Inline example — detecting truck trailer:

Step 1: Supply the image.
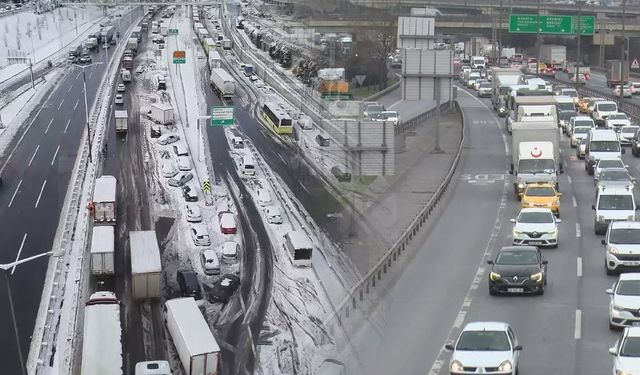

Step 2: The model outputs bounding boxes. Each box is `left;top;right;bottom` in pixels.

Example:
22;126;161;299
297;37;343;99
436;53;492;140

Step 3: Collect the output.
150;103;175;125
166;298;221;375
90;226;115;276
93;175;117;224
210;68;236;100
130;231;162;299
491;68;522;115
115;110;128;134
539;45;566;69
80;292;122;375
606;59;630;87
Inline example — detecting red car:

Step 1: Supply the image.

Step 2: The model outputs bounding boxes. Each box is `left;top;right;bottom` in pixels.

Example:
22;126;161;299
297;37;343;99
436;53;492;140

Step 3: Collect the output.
218;211;237;234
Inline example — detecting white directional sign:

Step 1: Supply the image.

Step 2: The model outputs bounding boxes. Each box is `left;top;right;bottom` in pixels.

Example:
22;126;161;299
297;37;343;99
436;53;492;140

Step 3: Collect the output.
210;106;234;126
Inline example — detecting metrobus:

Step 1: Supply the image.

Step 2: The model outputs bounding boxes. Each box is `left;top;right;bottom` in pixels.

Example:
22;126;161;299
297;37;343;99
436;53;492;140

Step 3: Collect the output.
283;231;313;267
262;102;293;135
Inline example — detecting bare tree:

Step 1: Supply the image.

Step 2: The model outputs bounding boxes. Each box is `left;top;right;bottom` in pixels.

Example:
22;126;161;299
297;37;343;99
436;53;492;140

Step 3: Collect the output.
2;34;7;48
15;22;21;51
372;31;395;90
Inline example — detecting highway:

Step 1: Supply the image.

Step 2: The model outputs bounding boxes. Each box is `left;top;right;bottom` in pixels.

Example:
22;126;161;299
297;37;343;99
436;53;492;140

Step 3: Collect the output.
0;9;137;373
349;73;634;374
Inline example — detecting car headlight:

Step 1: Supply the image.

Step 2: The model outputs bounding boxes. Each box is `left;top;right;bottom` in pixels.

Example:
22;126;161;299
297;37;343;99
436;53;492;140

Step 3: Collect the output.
498;360;513;372
549;228;558;236
617;370;633;375
598;215;605;222
499;107;506;113
517;182;525;189
450;360;464;372
531;272;543;283
609;246;620;254
490;272;502;281
613;304;625;312
513;228;523;236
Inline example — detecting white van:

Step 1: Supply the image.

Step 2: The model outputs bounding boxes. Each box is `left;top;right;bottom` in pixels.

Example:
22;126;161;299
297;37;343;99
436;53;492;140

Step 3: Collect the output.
256;188;271;206
585;128;624;175
135;361;172;375
172;142;188;156
239;155;255;176
593;187;637;235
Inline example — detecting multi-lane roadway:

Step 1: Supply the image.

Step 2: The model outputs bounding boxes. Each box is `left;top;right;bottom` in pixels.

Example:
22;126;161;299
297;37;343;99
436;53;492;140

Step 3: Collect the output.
0;9;137;373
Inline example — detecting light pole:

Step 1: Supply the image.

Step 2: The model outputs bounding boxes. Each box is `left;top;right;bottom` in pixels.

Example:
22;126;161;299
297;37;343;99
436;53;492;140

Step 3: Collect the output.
73;62;103;163
1;251;53;375
620;0;626;104
576;0;583;91
536;0;541;76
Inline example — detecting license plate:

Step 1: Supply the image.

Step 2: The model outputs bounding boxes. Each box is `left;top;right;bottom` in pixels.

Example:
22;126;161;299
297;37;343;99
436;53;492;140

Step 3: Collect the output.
528;241;543;245
632;322;640;327
626;262;640;266
507;288;524;293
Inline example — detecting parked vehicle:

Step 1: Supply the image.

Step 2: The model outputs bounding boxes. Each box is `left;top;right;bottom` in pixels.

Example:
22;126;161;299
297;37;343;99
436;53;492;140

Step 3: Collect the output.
93;175;117;224
90;226;115;276
80;292;122;375
130;231;162;299
149;103;175;125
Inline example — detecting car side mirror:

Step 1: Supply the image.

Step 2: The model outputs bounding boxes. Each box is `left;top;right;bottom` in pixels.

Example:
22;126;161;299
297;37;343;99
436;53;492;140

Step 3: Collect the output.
510;218;516;223
602;239;608;245
594;178;599;182
606;288;614;295
556;219;562;223
609;347;617;355
514;345;523;351
636;204;640;210
558;192;563;196
487;260;495;265
592;205;596;210
445;343;454;351
542;260;548;265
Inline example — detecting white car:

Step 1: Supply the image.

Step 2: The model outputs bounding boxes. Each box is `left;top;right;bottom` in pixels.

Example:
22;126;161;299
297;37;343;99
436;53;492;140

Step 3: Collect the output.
256;188;272;206
571;126;591;148
606;113;632;130
221;241;239;262
445;321;522;375
594;159;627;179
265;206;282;224
185;203;202;223
609;327;640;374
593;101;620;126
168;172;193;187
603;221;640;275
161;161;178;178
620;126;640;146
607;273;640;329
511;208;560;248
190;224;211;246
117;84;126;92
177;156;192;171
157;134;180;145
200;249;220;275
114;94;124;104
614;84;633;98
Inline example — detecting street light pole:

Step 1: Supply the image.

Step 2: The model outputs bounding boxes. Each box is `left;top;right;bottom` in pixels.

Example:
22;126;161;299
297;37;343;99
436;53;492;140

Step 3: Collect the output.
576;1;582;91
620;0;626;104
73;62;103;163
0;251;53;375
536;0;541;76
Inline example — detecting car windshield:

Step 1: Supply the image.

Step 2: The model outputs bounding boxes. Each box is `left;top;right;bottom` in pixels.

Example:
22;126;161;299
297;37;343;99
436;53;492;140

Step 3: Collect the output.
598;195;634;210
600;170;630;181
518;211;554;223
496;250;538;265
525;186;555;197
557;103;575;111
617;280;640;296
623;128;639;135
563;91;578;98
598;160;625;169
621;337;640;357
480;83;491;88
609;228;640;244
609;114;628;120
517;159;556;174
574;127;590;134
590;141;620;152
598;103;618;112
574;120;592;127
456;331;511;351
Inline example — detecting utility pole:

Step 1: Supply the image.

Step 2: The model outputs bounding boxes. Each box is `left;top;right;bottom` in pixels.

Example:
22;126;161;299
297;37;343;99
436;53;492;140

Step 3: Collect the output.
74;62;103;163
620;0;626;104
536;0;541;76
576;1;582;91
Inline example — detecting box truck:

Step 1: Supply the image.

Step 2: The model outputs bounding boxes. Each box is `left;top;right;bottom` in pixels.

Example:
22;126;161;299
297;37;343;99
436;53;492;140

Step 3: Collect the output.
90;226;115;276
115;110;128;134
130;231;162;299
210;68;235;100
511;121;561;196
126;37;138;53
491;68;522;114
606;59;630;87
539;45;566;69
150;103;175;125
93;175;117;224
166;298;221;375
208;50;222;71
80;292;122;375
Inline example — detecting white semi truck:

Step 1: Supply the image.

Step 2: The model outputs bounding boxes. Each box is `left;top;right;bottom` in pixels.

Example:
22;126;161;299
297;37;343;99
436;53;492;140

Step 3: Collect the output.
90;226;115;276
93;175;117;224
210;68;236;100
130;231;162;299
80;292;122;375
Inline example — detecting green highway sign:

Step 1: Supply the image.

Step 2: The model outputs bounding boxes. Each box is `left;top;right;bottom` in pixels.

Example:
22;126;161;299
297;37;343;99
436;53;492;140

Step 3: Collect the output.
168;28;179;35
509;14;595;35
210;106;234;126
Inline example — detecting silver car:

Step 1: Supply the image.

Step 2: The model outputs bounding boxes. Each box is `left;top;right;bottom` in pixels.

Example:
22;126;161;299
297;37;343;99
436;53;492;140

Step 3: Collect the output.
595;168;635;194
445;321;522;375
609;327;640;374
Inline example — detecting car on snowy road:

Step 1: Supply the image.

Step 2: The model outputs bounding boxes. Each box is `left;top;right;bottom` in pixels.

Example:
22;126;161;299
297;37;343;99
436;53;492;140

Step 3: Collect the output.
200;250;220;275
265;206;282;224
117;83;126;92
209;274;240;303
177;270;202;300
168;172;193;187
190;224;211;246
114;94;124;104
157;133;180;145
185;203;202;223
161;161;178;178
218;211;237;234
222;241;239;262
182;184;198;202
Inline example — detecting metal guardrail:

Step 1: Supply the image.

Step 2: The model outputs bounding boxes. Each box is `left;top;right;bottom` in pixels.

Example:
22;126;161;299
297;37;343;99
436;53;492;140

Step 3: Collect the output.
363;81;401;102
321;100;465;335
27;12;140;373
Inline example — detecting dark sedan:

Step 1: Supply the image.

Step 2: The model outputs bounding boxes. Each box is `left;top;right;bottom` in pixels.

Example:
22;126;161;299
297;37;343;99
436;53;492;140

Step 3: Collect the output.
488;246;548;295
209;274;240;303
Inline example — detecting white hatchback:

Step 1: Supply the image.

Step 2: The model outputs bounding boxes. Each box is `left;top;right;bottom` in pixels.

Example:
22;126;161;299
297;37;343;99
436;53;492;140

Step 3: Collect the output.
607;273;640;329
185;203;202;223
161;161;178;178
190;224;210;246
177;156;192;171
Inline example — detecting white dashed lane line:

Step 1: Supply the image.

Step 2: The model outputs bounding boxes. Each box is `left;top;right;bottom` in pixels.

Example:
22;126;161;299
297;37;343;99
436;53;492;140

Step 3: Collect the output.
8;179;22;208
577;257;583;277
574;309;582;340
51;145;60;166
44;118;54;134
11;233;28;274
28;145;40;167
64;119;71;134
35;179;47;208
576;223;582;238
572;195;577;207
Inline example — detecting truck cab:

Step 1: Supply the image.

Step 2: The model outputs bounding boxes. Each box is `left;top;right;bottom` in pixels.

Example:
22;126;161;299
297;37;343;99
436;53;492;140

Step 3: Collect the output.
471;56;485;69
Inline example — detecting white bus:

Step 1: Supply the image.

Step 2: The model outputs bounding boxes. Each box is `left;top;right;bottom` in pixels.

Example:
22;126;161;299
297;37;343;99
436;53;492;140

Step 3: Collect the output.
283;231;313;267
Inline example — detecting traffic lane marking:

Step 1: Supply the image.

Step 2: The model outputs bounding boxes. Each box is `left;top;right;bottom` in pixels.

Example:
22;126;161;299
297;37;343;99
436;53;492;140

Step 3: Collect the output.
51;145;60;166
8;179;22;208
575;309;582;339
577;257;583;277
44;118;54;134
57;97;65;110
35;179;46;208
28;144;40;167
64;119;71;134
11;233;28;275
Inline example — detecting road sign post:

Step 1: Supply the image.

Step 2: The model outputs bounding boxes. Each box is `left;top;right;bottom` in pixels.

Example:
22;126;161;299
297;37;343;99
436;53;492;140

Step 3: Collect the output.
509;14;594;35
168;28;178;35
172;50;186;64
210;106;234;127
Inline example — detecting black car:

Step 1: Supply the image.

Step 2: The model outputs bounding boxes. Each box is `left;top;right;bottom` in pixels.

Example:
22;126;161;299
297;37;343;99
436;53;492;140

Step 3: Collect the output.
487;246;548;295
209;274;240;303
177;270;202;300
182;185;198;202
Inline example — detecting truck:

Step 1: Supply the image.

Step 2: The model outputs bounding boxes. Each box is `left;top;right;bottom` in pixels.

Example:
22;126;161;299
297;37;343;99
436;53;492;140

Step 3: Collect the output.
606;59;630;87
539;45;566;70
93;175;117;224
115;110;128;134
166;298;221;375
151;21;159;34
150;103;175;125
564;62;591;78
126;37;138;53
131;26;142;41
491;68;522;115
501;48;516;60
80;292;122;375
511;121;561;196
208;49;222;71
67;44;83;63
203;37;217;56
130;231;162;300
210;68;236;100
121;69;131;83
90;226;115;276
160;25;168;36
101;26;116;45
122;55;133;70
509;96;560;130
83;37;98;51
222;38;232;50
471;55;486;69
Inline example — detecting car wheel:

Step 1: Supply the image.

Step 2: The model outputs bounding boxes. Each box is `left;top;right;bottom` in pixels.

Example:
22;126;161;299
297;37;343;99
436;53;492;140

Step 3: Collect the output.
609;322;618;331
489;288;498;296
539;288;545;296
606;266;616;276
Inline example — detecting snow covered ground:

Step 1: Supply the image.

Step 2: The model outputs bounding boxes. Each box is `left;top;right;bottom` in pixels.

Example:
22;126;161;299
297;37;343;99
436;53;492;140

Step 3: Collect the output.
0;5;107;82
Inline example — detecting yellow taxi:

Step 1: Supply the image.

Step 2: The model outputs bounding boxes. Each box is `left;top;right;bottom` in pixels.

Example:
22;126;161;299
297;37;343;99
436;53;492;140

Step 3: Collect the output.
520;183;561;216
578;97;591;113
